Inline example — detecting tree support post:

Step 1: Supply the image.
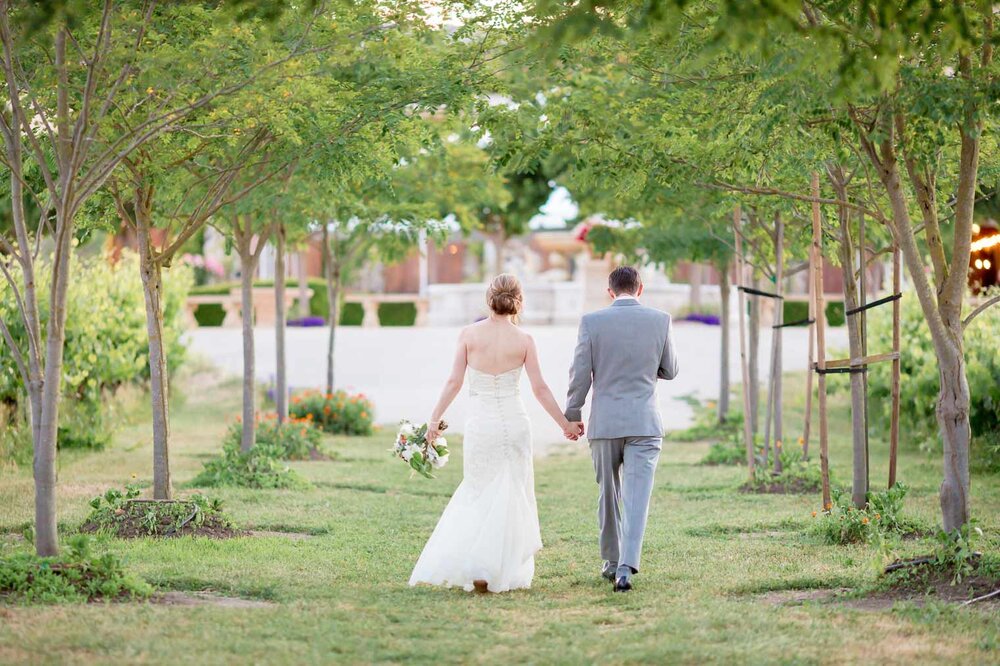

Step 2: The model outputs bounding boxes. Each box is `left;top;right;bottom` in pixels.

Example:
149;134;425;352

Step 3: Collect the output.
812;173;832;510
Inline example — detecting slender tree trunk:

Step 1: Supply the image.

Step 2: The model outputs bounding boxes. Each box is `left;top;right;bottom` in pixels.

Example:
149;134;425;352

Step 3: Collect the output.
34;207;73;556
748;274;761;437
835;202;869;509
297;250;310;319
274;222;288;423
136;198;172;499
717;259;731;424
772;214;784;474
322;223;341;395
689;263;703;311
238;227;256;452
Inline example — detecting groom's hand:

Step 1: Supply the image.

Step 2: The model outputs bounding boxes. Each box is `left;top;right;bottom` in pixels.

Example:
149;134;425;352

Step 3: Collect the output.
570;422;585;438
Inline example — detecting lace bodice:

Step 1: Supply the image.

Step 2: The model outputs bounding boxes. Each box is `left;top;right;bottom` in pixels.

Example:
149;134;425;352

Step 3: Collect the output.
467;366;523;399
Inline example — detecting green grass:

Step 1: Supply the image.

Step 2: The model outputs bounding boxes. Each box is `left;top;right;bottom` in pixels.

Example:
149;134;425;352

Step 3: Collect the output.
0;372;998;664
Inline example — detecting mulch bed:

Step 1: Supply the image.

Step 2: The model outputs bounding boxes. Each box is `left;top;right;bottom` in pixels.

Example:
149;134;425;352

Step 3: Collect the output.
760;558;1000;611
79;499;244;539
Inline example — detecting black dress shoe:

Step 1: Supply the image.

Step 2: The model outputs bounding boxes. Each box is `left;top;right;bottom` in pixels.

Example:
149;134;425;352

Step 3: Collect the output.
602;568;617;582
613;565;633;592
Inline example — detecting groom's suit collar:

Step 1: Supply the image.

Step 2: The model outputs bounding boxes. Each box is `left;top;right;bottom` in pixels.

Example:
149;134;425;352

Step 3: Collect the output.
611;297;641;307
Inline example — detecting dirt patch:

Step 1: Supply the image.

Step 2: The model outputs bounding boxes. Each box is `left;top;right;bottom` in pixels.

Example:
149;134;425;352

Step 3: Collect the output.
846;560;1000;610
759;587;851;605
740;479;821;494
762;560;1000;611
152;591;275;608
307;447;335;461
738;530;792;540
80;499;243;539
247;530;313;540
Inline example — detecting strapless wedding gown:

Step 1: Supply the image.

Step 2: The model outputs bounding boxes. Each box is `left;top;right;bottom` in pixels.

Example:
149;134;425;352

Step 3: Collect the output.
409;366;542;593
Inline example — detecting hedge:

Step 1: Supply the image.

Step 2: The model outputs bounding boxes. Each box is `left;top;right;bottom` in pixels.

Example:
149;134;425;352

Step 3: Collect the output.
189;279;417;326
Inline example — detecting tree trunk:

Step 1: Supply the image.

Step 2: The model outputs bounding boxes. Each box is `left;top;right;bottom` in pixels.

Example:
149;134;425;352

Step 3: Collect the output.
137;215;172;500
275;223;288;423
322;224;341;395
297;250;310;319
238;230;256;452
717;259;731;424
937;342;972;531
772;215;784;474
689;263;703;311
748;274;761;437
34;208;74;556
835;205;869;509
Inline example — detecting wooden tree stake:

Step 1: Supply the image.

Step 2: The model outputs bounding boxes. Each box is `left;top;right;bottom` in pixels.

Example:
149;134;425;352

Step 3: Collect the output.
812;173;832;510
889;243;902;487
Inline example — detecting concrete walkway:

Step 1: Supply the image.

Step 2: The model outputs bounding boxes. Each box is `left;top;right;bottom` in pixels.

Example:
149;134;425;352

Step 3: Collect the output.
187;323;847;452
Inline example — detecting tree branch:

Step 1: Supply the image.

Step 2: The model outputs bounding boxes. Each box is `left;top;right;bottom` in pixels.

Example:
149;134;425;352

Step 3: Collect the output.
962;294;1000;330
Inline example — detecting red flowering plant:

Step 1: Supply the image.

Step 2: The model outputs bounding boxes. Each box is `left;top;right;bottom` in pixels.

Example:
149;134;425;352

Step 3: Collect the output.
289;389;374;436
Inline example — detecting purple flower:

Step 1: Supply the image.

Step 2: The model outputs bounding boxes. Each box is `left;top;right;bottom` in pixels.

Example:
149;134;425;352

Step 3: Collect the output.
288;316;326;327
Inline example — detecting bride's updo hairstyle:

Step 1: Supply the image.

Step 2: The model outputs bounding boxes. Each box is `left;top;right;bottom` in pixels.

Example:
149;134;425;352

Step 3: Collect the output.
486;273;523;321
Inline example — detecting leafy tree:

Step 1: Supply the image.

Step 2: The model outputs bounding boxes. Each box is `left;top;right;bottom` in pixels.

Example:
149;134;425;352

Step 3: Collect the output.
532;0;1000;531
0;0;294;553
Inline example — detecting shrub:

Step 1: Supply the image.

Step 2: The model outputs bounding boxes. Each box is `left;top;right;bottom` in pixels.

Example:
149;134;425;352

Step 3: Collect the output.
811;483;918;545
250;416;327;460
700;434;749;466
290;390;374;435
825;300;845;327
744;449;823;493
0;252;190;459
782;300;809;326
974;430;1000;474
0;534;151;603
191;435;310;489
866;293;1000;451
80;484;238;539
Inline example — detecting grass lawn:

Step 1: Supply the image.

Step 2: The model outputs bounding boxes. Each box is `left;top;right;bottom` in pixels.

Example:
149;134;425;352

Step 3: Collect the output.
0;371;998;664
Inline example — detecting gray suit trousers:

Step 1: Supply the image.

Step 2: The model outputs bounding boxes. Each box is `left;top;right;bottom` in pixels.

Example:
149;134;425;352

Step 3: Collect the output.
589;436;661;573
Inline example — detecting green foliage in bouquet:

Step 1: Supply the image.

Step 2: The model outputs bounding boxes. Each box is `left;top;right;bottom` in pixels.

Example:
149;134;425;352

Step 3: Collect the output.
0;534;151;603
80;484;237;539
392;420;450;479
192;431;310;489
290;390;374;436
865;293;1000;452
811;483;921;546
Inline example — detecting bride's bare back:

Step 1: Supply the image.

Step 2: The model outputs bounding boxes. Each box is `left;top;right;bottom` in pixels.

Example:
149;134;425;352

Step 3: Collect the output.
464;318;529;375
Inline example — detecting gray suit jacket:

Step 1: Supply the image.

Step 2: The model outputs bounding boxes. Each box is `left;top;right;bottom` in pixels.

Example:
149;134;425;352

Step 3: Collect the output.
564;298;679;440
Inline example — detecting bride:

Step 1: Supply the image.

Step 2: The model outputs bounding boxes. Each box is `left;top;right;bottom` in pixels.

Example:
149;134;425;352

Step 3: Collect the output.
409;274;578;593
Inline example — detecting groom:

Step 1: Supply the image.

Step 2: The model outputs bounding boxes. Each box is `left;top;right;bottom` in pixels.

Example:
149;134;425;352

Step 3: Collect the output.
565;266;679;592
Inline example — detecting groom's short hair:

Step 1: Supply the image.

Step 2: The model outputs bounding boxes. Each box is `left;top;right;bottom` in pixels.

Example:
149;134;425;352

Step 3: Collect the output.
609;266;641;295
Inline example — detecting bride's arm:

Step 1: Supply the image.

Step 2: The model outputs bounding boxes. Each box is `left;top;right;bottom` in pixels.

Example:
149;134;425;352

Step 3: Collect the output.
524;336;578;440
426;329;468;441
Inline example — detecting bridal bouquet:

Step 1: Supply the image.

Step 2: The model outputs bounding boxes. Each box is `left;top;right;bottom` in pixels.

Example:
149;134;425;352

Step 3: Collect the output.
392;419;450;478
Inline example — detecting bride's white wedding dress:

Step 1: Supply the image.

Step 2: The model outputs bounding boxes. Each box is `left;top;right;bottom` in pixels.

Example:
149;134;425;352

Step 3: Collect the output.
409;365;542;593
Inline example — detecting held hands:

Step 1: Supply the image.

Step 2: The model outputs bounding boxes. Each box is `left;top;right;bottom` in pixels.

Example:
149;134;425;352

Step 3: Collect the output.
561;419;585;441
